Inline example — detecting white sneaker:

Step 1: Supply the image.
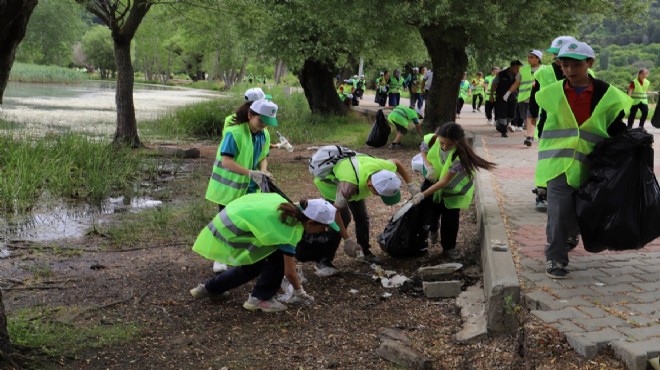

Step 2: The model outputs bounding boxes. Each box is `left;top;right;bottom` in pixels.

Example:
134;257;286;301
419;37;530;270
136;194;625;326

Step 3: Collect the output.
516;126;523;132
472;109;476;113
190;283;229;300
243;295;287;312
487;119;493;125
213;261;228;273
315;263;339;277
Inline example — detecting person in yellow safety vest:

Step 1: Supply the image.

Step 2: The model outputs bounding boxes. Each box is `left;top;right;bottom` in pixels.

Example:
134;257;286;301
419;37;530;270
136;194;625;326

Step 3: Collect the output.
337;79;355;106
409;66;425;111
207;99;277;273
387;105;424;149
313;155;419;264
411;123;495;259
388;69;405;107
484;67;500;124
456;72;471;119
190;194;341;312
627;68;650;129
375;71;389;107
534;41;632;279
508;50;545;146
471;72;486;113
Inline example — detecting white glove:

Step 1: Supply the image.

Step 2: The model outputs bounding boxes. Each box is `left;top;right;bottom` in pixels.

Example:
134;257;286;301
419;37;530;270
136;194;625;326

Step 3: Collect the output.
503;91;511;102
412;192;425;205
343;238;360;258
289;287;315;305
334;193;348;209
407;182;420;196
424;165;437;182
248;170;268;186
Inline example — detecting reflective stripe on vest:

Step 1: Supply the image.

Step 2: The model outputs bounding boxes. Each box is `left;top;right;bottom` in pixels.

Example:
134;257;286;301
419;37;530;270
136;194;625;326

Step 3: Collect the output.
631;79;650;105
535;80;633;189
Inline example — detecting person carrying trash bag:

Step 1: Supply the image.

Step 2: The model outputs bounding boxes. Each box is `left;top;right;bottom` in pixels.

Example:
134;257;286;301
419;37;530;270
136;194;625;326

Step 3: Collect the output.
189;193;340;312
534;40;632;279
387;105;423;149
313;152;419;264
411;123;495;260
206;99;278;274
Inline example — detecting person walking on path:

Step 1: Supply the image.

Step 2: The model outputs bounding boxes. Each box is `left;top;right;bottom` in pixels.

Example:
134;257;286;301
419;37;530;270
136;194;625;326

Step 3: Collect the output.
484;67;499;124
457;72;471;119
412;123;495;259
189;194;339;312
388;69;405;107
509;50;545;146
534;40;631;279
490;61;522;137
409;67;425;111
627;68;650;129
314;155;419;264
209;98;277;273
375;71;389;107
471;72;486;113
387;105;424;149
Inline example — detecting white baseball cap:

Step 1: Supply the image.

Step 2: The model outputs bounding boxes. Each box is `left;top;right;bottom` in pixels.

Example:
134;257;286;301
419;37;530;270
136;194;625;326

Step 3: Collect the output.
370;170;401;205
244;87;265;102
558;41;595;61
529;50;543;59
250;99;278;126
302;199;339;231
546;36;577;54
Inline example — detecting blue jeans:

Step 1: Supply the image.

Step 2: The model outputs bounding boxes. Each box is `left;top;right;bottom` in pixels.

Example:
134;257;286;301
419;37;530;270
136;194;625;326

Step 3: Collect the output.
410;93;423;110
204;250;284;300
388;93;400;107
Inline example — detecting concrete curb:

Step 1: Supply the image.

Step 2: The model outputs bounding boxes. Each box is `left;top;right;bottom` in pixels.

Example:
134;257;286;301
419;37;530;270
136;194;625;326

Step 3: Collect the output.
473;141;521;335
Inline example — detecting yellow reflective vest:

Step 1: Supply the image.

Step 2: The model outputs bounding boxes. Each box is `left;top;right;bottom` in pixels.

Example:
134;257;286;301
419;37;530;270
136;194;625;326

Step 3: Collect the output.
631;78;650;105
426;137;474;208
534;80;632;189
192;193;304;265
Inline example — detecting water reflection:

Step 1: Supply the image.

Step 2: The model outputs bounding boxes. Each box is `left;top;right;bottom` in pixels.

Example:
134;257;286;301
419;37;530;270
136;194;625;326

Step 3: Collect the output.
1;196;163;242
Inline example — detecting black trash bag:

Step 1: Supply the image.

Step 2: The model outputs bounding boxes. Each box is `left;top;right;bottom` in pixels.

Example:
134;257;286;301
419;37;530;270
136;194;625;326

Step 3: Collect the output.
652;106;660;128
366;109;391;147
377;201;428;258
575;128;660;252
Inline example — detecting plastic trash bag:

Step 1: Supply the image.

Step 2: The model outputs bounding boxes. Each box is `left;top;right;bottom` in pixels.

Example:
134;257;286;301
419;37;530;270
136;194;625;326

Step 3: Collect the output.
377;200;428;258
576;128;660;252
366;109;391;147
411;153;424;173
652;106;660;128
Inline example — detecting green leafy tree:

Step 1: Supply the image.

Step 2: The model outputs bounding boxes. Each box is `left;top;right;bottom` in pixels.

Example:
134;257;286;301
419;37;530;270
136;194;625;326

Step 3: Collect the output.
76;0;153;147
81;25;116;78
15;0;88;66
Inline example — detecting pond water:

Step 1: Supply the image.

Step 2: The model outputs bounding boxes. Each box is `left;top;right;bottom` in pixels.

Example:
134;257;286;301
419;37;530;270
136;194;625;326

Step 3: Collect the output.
1;80;224;136
0;81;219;243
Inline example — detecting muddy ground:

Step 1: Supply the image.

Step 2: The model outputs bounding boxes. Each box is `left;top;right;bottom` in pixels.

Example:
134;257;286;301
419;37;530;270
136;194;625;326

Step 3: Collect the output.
1;143;625;369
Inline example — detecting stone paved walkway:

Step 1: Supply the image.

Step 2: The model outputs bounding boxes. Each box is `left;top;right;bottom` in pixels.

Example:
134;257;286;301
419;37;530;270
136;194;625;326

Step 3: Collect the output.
355;93;660;370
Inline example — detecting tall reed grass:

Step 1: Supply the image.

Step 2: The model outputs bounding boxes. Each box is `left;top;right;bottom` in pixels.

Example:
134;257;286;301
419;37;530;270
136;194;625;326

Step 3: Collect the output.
9;63;90;83
0;133;141;212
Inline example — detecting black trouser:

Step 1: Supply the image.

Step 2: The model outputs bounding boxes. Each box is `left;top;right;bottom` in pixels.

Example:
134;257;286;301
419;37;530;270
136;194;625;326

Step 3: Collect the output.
485;100;495;120
495;98;517;123
295;231;341;265
628;103;649;128
456;98;465;114
472;94;483;110
338;200;371;253
205;250;284;300
410;93;423;109
420;180;460;250
376;93;387;107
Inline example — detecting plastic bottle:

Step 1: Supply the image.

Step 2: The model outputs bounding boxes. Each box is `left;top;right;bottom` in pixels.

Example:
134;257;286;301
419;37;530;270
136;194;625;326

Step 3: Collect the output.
275;131;294;152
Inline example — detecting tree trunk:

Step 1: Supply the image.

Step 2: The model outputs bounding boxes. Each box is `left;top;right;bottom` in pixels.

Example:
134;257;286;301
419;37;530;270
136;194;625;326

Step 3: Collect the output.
236;56;248;86
298;59;346;115
0;0;38;104
113;38;141;147
419;25;469;132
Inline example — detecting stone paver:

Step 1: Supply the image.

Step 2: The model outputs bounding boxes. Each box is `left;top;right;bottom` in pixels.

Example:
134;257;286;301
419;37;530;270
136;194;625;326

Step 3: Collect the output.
354;95;660;369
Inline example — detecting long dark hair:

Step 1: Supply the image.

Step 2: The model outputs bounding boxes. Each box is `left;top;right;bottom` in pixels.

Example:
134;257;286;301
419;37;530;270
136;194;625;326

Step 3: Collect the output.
278;199;311;226
437;122;495;177
228;101;254;126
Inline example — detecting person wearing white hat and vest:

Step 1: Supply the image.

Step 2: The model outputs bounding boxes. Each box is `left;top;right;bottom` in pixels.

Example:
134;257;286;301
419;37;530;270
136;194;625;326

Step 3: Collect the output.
314;155;418;264
627;68;650;129
535;40;631;279
190;194;340;312
507;50;545;146
206;99;278;273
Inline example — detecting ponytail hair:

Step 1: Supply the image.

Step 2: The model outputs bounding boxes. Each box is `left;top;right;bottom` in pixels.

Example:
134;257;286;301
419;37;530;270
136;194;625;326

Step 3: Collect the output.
437;122;495;177
228;101;254;126
278;199;311;226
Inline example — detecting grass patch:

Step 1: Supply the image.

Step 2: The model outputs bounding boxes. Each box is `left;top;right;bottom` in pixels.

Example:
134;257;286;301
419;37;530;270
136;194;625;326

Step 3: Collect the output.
8;307;139;358
0;133;143;212
8;63;90;83
141;82;372;147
